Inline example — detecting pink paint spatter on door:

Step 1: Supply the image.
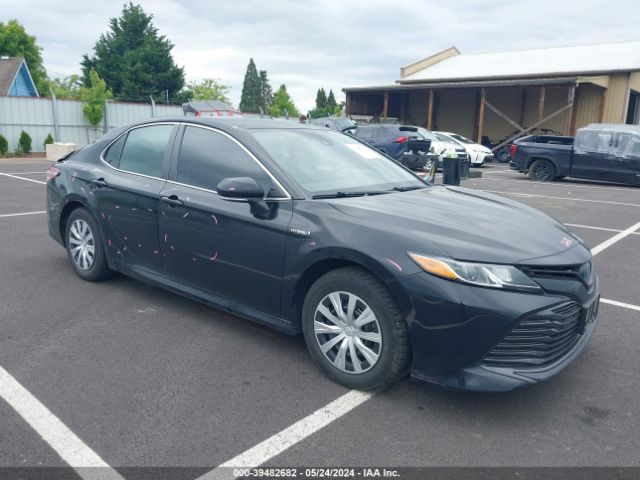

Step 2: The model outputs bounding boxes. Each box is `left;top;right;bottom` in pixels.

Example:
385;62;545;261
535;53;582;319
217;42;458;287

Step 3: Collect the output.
209;252;218;261
211;214;218;225
164;234;168;243
100;212;106;219
137;243;142;248
108;239;112;247
89;191;95;196
182;212;189;218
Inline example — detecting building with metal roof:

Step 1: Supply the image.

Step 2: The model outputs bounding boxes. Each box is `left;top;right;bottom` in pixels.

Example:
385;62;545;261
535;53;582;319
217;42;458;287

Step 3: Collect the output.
0;56;39;97
343;41;640;152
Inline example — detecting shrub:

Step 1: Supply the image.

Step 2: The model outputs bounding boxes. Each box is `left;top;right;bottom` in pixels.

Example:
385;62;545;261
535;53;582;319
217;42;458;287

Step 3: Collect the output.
0;134;8;157
44;133;54;147
18;131;32;154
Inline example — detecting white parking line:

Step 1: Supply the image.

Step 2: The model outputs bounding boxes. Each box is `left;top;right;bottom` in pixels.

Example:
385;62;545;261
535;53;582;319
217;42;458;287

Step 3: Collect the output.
0;365;125;480
564;223;640;236
591;221;640;255
0;171;47;175
197;390;373;480
0;172;46;185
0;210;46;218
474;174;640;192
485;190;640;207
601;298;640;312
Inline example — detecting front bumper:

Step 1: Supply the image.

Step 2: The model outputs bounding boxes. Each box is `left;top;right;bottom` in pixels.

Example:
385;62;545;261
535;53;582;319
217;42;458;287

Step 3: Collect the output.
399;271;599;392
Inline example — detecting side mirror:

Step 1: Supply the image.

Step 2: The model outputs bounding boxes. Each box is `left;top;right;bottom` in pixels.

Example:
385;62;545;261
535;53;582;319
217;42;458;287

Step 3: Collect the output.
216;177;264;200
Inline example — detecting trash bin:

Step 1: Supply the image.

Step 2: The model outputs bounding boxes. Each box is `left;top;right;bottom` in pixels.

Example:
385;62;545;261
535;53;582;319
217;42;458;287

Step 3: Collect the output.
442;157;460;186
458;156;470;180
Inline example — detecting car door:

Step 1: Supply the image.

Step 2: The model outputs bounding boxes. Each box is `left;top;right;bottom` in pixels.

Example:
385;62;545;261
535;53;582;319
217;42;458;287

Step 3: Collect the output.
94;123;177;275
609;132;640;184
571;129;614;180
158;124;293;316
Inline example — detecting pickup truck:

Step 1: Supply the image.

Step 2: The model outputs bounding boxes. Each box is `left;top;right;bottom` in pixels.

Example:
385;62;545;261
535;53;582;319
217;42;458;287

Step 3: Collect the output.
510;124;640;186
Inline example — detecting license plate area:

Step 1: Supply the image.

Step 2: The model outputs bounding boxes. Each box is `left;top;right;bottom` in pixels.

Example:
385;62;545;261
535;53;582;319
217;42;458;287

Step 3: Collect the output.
579;296;600;332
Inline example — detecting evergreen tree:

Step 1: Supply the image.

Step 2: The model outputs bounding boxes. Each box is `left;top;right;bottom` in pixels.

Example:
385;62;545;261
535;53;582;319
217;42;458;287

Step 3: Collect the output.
268;85;299;118
326;90;337;112
81;2;185;101
239;58;261;112
315;88;327;110
258;70;273;112
0;20;48;93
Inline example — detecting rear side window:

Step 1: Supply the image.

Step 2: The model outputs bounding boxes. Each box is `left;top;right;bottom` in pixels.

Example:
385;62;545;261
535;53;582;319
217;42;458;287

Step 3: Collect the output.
176;126;276;195
355;127;377;140
103;135;126;166
118;125;174;177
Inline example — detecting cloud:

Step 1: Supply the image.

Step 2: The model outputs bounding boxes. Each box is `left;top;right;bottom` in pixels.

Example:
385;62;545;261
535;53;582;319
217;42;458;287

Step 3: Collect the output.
2;0;638;111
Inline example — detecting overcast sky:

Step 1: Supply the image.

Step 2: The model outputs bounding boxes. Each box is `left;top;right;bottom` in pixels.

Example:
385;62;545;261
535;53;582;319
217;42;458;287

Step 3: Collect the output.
2;0;638;110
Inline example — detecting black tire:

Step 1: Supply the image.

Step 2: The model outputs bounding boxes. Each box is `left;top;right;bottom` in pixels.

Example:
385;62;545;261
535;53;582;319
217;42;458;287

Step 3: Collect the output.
528;159;555;181
65;208;114;282
497;148;510;163
301;267;411;391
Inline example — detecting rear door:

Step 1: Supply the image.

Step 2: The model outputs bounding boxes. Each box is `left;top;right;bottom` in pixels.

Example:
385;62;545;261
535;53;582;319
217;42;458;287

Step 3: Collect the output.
158;124;293;316
94;123;177;275
571;129;614;180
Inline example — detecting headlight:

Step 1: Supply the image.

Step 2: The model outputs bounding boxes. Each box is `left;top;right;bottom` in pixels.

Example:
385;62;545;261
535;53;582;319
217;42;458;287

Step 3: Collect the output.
408;253;542;292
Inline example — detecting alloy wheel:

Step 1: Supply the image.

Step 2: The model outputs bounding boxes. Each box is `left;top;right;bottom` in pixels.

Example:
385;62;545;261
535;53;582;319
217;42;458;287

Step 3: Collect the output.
68;219;95;270
532;162;552;180
313;292;383;374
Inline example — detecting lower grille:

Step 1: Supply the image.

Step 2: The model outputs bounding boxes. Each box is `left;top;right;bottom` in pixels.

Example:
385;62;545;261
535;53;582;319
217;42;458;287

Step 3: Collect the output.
482;302;582;368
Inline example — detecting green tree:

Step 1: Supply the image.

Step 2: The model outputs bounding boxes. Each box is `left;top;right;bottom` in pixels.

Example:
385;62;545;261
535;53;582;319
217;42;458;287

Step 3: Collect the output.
258;70;273;112
81;2;184;101
239;58;261;112
47;75;83;99
179;78;230;103
268;84;299;118
326;90;337;112
82;70;112;130
315;88;327;110
0;19;48;93
44;133;54;147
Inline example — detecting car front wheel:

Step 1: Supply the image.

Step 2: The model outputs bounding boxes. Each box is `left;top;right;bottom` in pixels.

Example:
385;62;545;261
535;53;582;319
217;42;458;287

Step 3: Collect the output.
302;267;410;390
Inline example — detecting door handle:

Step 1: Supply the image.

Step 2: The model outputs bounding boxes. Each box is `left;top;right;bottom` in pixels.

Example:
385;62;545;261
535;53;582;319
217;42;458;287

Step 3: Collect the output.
90;178;108;188
160;195;184;208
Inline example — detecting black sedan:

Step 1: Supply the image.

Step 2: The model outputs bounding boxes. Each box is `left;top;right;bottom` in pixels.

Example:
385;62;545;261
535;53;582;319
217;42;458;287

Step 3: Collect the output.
46;118;599;392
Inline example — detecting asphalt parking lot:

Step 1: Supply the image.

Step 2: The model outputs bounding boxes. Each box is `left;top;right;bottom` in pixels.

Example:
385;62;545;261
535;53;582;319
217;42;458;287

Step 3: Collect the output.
1;159;639;479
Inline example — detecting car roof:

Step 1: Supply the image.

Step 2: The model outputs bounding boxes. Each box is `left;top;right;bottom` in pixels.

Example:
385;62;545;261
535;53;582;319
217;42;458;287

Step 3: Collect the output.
125;116;327;131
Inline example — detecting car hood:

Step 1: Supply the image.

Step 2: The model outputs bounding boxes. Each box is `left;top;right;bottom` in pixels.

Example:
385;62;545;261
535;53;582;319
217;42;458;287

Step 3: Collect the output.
328;186;590;265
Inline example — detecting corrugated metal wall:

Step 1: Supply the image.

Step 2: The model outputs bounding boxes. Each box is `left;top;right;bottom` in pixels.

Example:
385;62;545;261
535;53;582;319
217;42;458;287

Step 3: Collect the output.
0;96;182;153
435;89;476;138
602;73;629;123
574;84;603;130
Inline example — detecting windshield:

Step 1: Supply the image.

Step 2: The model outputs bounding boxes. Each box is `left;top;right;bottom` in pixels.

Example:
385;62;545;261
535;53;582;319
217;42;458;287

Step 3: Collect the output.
449;133;475;145
251;129;425;196
335;118;356;130
416;127;440;141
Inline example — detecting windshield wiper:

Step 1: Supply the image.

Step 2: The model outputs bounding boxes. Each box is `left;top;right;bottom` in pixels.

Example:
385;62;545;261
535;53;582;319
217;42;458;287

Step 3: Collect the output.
312;191;389;199
390;185;425;192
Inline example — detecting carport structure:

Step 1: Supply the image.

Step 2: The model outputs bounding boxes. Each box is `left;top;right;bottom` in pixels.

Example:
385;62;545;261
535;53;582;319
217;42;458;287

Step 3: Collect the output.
344;41;640;150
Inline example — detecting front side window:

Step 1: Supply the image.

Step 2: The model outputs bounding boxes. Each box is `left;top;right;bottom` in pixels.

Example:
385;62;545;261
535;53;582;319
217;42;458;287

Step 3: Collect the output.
118;125;174;177
177;126;276;195
576;129;613;154
251;129;424;196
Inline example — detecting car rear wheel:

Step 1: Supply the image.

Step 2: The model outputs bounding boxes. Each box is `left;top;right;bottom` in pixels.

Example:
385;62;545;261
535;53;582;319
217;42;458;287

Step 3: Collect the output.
528;159;555;181
302;267;410;390
66;208;114;281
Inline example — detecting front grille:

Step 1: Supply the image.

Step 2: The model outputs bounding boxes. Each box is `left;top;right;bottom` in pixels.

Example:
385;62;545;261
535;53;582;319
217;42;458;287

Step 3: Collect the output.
482;302;582;368
520;261;593;286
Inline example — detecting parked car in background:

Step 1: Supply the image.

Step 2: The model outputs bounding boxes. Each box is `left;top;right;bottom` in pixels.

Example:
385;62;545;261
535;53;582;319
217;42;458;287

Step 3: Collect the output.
310;116;357;134
511;124;640;185
416;127;468;168
46;117;599;392
354;124;435;170
435;132;494;166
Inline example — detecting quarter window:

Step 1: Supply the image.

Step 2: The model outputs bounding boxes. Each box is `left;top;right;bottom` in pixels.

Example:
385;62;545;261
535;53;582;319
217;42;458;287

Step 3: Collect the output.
118;125;174;177
103;134;126;166
177;126;278;195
